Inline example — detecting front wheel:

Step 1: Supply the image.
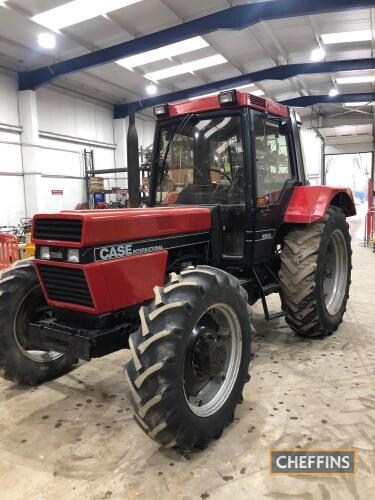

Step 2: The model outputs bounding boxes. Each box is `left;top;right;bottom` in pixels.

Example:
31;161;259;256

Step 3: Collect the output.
125;266;252;450
279;206;352;337
0;260;75;385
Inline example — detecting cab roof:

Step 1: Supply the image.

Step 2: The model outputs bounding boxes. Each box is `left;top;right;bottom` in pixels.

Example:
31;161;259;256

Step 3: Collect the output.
158;90;290;119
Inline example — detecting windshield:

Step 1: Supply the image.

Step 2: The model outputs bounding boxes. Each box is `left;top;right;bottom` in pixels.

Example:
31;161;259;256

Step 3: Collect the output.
155;115;245;206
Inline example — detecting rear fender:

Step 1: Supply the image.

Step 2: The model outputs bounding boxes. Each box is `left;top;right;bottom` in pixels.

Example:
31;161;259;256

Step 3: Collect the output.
284;186;356;224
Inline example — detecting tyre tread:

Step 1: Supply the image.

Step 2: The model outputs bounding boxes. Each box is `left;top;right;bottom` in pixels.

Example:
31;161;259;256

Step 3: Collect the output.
125;266;252;450
279;206;351;337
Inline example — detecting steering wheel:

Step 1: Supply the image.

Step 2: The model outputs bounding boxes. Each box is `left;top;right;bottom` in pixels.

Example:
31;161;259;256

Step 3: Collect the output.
191;166;232;183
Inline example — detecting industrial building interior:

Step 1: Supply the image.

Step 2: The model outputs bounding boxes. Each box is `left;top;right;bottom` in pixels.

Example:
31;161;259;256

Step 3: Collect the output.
0;0;374;498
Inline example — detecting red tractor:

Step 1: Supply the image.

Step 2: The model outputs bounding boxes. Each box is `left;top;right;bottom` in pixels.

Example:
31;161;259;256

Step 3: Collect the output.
0;90;355;450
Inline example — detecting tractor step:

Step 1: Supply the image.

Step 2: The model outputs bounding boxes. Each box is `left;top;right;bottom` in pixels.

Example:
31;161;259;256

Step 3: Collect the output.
252;264;285;322
268;311;286;320
28;319;134;361
262;283;281;294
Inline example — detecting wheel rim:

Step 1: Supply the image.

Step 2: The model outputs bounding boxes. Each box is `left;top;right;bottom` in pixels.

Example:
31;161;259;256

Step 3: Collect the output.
183;303;242;417
322;229;348;316
13;285;63;363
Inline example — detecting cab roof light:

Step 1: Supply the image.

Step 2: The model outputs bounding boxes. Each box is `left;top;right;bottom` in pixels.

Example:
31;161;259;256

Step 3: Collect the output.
219;89;237;106
153;104;169;117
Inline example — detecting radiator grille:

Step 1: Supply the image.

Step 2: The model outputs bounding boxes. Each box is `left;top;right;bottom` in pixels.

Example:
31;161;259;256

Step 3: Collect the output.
38;264;94;308
34;219;83;242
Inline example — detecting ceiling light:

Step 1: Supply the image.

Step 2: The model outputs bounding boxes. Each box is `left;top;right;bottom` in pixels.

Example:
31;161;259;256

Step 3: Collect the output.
329;88;339;97
344;102;371;107
146;84;157;95
38;32;56;49
32;0;143;32
250;89;265;96
190;91;218;100
321;30;372;44
336;75;374;84
231;84;264;96
145;54;227;82
190;86;264;100
204;118;232;139
233;83;255;90
310;47;326;62
117;37;208;70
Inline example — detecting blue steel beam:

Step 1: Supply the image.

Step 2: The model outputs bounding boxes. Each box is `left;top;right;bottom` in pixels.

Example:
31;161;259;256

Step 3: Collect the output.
113;58;375;117
19;0;375;90
281;92;375;107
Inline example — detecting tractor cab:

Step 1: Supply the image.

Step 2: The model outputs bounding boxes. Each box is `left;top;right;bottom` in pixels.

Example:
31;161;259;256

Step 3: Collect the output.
150;90;305;267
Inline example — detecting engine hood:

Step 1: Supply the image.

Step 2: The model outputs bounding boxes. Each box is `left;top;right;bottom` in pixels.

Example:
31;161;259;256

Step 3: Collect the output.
32;206;212;248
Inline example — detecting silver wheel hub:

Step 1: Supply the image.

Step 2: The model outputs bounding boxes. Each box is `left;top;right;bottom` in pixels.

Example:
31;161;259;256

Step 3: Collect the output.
322;229;348;316
183;303;242;417
14;286;63;363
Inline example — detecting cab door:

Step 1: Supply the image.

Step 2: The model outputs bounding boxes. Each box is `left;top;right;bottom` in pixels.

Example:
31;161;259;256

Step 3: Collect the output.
251;112;297;263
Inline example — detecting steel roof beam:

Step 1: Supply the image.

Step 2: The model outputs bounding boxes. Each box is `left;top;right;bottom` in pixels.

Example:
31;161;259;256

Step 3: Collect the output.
281;92;375;107
19;0;375;90
113;58;375;117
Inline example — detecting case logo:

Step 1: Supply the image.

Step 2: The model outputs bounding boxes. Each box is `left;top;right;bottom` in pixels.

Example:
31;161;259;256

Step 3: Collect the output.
95;243;163;261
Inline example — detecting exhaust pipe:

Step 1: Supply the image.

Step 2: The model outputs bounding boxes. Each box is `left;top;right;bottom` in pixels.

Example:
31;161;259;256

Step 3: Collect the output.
127;104;140;208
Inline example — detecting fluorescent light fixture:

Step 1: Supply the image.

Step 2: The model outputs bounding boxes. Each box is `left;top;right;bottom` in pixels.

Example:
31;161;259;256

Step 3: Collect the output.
311;47;326;62
204;117;231;139
195;120;211;130
329;88;339;97
146;84;157;95
190;86;264;100
336;75;374;84
32;0;143;32
235;83;256;90
117;37;208;70
38;32;56;49
344;102;371;107
145;54;227;82
231;84;264;95
321;30;372;44
190;91;218;99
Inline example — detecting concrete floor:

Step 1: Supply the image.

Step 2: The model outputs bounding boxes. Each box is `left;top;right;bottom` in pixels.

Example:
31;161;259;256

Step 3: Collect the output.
0;213;374;499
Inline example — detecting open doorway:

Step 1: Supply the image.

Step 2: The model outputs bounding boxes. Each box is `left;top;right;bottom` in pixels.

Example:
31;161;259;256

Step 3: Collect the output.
325;153;372;241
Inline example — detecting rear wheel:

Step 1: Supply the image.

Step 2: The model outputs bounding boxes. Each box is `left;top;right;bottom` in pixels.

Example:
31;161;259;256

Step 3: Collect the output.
279;207;352;337
125;266;252;450
0;260;74;385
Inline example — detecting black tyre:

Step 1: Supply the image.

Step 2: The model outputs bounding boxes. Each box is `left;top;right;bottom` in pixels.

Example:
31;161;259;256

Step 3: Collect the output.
0;260;74;385
279;206;352;337
125;266;252;450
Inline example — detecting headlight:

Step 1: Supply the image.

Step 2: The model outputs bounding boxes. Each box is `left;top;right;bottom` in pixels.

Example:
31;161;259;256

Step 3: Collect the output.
219;89;237;105
153;104;169;117
67;249;80;263
40;246;50;260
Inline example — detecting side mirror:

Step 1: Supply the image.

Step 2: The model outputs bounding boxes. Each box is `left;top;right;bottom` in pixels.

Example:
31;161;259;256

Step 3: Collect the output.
279;119;292;136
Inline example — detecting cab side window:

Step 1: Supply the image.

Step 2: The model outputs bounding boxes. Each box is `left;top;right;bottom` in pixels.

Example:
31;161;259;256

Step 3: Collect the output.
254;115;293;204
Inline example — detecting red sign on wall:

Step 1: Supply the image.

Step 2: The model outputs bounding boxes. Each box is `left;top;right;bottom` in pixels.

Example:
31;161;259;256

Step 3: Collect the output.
51;190;63;195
